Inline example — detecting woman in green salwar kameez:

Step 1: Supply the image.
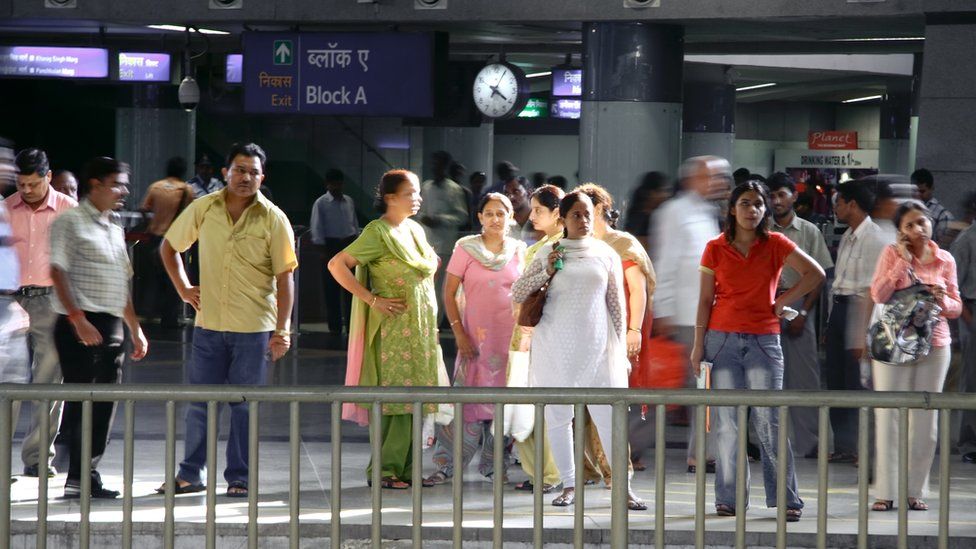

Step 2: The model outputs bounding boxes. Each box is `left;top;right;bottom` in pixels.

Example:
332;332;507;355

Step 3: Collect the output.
328;169;445;489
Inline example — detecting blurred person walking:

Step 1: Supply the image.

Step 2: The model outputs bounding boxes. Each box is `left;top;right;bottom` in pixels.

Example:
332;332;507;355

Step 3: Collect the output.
329;169;445;489
425;193;524;485
624;171;670;251
139;157;193;329
911;169;954;248
419;151;468;319
652;156;730;473
870;200;961;512
466;171;487;231
160;143;297;498
512;191;646;510
510;184;565;493
50;170;78;201
310;169;360;334
6;148;77;478
824;180;888;464
50;157;148;498
690;181;824;520
768;172;833;458
953;193;976;464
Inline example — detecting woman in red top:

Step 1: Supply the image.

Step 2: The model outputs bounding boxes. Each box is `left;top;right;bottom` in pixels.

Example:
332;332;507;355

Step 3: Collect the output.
690;181;824;520
869;200;961;512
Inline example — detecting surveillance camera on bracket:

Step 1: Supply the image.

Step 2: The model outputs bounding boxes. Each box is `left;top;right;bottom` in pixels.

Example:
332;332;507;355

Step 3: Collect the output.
415;0;447;10
210;0;243;9
44;0;77;8
623;0;660;7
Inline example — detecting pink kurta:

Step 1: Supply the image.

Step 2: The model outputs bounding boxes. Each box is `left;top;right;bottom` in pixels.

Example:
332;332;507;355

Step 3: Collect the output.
447;246;520;422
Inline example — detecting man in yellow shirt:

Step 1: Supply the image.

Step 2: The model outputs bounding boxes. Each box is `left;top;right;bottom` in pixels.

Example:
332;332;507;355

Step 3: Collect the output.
159;142;297;497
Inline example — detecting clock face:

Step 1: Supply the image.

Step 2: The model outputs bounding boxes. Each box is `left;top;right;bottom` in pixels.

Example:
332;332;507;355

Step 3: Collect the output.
473;63;527;119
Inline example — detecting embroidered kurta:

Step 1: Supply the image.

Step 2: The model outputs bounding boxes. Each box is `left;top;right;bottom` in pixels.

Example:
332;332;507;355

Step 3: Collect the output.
343;219;441;417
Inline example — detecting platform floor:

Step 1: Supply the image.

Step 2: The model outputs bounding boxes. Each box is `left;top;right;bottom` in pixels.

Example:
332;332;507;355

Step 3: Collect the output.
5;327;976;547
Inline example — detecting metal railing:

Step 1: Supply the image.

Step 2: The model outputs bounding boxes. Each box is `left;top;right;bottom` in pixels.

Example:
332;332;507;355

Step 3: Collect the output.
1;385;974;549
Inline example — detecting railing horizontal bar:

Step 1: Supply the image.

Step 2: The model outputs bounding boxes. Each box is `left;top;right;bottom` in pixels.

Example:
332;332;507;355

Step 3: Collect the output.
1;384;973;409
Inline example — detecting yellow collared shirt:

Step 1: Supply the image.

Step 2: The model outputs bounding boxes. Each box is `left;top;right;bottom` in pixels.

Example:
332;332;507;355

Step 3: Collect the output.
165;189;298;333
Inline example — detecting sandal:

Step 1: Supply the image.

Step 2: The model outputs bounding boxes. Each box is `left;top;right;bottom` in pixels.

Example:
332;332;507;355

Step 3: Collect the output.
514;480;533;491
716;504;736;517
370;476;410;490
907;498;929;511
541;483;560;494
632;458;647;472
628;496;648;511
422;471;449;487
155;478;205;495
551;489;575;507
786;508;802;522
226;481;248;498
872;500;894;512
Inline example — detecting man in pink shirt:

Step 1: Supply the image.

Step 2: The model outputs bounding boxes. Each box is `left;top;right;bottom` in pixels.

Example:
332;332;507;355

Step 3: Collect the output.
5;148;77;478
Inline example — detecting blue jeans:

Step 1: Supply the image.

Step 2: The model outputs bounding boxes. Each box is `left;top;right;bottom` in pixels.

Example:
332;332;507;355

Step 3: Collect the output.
705;330;803;510
178;328;270;486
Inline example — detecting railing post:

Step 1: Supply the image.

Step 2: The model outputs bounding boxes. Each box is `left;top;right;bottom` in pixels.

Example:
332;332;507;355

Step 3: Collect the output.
206;401;218;549
164;400;176;548
938;408;950;549
654;404;666;549
0;398;11;549
817;406;829;549
122;400;135;549
452;401;464;549
370;402;382;548
610;401;629;549
330;400;343;548
775;406;789;549
533;403;545;549
492;403;505;549
898;407;909;549
694;404;706;549
857;407;869;549
574;402;586;549
735;404;748;549
289;401;301;548
412;402;424;548
248;400;260;549
38;398;51;549
80;399;93;549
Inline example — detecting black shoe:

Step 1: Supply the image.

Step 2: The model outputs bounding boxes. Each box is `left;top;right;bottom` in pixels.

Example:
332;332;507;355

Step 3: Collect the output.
962;452;976;464
747;442;761;461
64;471;120;499
687;461;716;474
23;464;57;478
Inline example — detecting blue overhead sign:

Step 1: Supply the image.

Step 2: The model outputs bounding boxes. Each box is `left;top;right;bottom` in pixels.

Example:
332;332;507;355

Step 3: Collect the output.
243;32;433;116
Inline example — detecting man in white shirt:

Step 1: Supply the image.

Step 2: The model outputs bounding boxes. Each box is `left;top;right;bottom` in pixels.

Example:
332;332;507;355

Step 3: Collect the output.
652;155;729;472
309;169;359;333
769;173;834;458
824;180;887;463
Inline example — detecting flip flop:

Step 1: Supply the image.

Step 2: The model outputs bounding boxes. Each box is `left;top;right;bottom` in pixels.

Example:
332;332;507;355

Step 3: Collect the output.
226;481;248;498
907;498;928;511
551;490;575;507
872;500;894;512
155;479;205;495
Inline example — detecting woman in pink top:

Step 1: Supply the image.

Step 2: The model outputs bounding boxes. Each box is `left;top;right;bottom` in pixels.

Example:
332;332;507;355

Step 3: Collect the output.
870;200;962;512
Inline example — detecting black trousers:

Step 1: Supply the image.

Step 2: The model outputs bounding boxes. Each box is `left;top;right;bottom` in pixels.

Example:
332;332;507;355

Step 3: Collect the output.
322;236;355;333
823;298;864;455
54;313;124;480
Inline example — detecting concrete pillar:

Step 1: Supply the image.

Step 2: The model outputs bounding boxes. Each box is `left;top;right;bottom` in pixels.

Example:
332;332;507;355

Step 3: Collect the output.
683;64;735;167
579;22;683;210
908;52;922;175
878;88;912;175
916;22;976;216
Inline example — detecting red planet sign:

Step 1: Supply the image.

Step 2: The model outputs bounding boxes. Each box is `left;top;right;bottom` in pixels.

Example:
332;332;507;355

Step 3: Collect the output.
808;131;858;150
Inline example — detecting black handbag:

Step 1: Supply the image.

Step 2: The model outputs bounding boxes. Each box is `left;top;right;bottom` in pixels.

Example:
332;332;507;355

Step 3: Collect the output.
867;268;942;365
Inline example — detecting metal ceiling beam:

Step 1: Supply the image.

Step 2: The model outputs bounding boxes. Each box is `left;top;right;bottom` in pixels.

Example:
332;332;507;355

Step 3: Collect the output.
735;75;903;103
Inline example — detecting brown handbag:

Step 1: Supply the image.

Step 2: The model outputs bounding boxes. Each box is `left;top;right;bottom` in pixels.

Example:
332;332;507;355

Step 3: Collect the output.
516;273;555;327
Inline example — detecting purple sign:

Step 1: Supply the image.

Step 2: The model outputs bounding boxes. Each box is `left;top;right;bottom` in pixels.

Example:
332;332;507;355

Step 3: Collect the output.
118;52;171;82
552;69;582;97
243;32;433;116
226;54;243;84
0;46;108;79
551;98;581;119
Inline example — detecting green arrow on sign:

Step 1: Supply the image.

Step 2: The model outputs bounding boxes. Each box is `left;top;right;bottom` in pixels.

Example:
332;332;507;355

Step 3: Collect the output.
273;40;293;65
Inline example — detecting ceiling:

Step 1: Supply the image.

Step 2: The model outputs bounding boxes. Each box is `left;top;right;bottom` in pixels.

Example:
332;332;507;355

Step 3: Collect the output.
0;16;923;103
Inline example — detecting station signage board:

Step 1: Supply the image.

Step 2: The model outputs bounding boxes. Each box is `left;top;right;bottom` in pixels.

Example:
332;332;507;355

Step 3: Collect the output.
774;149;878;171
808;131;858;150
551;98;581;119
243;32;433;116
0;46;108;79
551;68;582;97
118;52;171;82
518;98;549;118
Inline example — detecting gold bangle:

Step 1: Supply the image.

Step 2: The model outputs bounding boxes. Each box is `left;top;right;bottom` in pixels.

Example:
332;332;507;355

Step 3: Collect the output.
628;327;641;333
369;295;377;307
450;319;462;327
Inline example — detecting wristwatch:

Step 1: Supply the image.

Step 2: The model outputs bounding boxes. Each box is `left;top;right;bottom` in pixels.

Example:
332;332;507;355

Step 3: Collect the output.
798;309;808;317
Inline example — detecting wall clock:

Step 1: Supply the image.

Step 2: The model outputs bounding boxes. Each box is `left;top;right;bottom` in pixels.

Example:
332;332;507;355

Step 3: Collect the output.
472;62;530;119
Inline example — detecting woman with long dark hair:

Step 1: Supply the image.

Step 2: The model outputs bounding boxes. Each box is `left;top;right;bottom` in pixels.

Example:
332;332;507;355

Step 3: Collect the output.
870;200;961;512
689;180;824;520
512;191;645;510
328;169;445;489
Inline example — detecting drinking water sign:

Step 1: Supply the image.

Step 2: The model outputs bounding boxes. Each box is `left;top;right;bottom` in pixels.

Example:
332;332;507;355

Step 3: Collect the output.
243;32;433;116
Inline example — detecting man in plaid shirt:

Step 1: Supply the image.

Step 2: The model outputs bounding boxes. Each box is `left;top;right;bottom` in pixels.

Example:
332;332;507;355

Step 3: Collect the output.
49;157;148;499
912;168;954;248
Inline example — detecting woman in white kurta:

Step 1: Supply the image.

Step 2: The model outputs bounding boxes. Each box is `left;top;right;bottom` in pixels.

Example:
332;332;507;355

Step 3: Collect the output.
512;191;645;510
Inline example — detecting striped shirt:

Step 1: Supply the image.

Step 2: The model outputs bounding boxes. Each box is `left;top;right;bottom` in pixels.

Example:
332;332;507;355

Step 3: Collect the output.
49;199;131;317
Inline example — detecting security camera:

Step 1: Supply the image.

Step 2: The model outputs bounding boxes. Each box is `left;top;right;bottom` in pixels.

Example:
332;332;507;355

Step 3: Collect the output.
178;76;200;111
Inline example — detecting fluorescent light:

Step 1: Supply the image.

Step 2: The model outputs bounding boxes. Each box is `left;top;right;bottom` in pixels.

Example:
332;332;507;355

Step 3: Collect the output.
526;71;552;79
735;82;776;92
842;94;884;103
146;25;230;35
832;37;924;42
